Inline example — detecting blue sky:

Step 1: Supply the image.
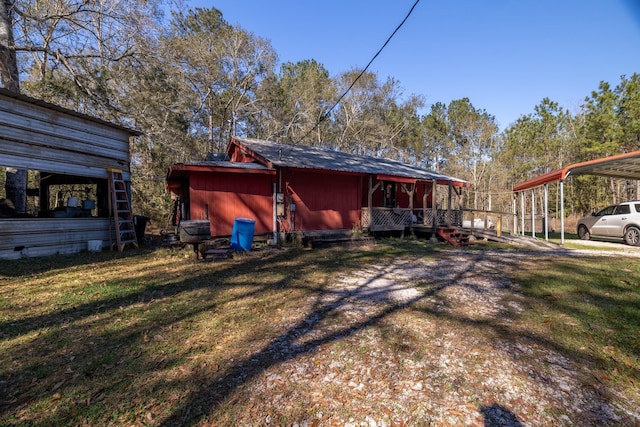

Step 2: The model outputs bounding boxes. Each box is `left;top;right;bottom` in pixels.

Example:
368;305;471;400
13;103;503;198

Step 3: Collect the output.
186;0;640;130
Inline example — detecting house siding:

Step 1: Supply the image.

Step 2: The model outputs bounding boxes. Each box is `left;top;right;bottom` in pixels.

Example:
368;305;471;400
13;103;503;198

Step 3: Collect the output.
283;170;361;231
189;171;274;236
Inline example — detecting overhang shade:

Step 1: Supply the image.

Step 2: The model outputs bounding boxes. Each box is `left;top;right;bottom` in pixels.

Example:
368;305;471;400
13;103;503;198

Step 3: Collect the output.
513;150;640;192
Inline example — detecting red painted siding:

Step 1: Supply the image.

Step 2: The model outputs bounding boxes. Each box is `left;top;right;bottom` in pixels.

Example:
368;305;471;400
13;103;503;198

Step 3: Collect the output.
189;171;274;236
283;170;361;230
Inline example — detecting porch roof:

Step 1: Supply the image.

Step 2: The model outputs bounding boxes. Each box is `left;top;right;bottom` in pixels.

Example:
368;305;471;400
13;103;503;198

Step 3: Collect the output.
230;137;470;187
166;161;275;192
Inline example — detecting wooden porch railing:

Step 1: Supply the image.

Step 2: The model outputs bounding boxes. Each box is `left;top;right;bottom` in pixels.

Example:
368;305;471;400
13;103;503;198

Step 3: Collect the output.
461;208;515;238
361;207;462;232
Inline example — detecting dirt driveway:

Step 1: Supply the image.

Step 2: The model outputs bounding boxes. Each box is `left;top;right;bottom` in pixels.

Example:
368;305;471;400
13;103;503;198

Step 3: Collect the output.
217;247;639;426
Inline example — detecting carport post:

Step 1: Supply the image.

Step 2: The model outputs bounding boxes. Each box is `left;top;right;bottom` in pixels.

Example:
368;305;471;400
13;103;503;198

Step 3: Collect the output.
560;179;565;245
531;190;535;238
520;192;525;236
513;195;517;235
544;184;549;241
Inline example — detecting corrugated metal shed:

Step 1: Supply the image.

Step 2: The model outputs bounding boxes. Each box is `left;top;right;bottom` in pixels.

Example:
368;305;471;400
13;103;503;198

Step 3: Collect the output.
0;89;140;259
0;88;139;178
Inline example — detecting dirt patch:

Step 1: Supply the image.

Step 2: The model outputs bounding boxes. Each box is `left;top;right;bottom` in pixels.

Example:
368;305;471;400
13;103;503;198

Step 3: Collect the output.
220;249;639;426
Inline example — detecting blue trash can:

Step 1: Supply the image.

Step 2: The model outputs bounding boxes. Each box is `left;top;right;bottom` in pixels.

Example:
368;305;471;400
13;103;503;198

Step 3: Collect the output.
230;218;256;251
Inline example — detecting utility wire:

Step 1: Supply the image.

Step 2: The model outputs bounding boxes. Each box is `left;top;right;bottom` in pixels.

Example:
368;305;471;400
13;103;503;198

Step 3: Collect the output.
292;0;421;145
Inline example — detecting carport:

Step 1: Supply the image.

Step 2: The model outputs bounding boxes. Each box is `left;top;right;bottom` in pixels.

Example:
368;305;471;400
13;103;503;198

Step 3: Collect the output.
513;150;640;244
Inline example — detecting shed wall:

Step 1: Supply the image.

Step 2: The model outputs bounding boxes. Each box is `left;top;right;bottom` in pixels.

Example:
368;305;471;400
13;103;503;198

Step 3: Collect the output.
0;93;131;177
0;218;110;259
189;171;274;237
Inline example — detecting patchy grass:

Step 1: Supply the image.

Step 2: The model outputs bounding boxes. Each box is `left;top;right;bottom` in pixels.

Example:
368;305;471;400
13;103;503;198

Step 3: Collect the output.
512;255;640;396
0;241;638;425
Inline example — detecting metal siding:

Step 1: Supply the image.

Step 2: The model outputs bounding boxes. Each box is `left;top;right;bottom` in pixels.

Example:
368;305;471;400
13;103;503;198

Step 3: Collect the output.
190;172;273;237
284;171;361;230
0;94;132;176
0;218;111;260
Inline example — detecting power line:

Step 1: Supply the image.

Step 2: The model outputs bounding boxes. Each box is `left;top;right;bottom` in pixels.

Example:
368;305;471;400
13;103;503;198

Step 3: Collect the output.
292;0;421;145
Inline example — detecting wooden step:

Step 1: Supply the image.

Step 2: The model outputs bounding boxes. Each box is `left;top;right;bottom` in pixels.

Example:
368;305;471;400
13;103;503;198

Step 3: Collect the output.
436;228;473;247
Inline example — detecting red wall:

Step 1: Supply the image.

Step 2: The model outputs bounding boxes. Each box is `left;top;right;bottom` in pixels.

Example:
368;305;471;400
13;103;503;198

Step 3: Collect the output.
189;171;274;236
283;170;362;231
185;168;377;236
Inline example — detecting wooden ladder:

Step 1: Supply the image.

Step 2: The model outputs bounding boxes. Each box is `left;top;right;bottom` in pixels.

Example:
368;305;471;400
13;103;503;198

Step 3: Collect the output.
436;228;472;247
108;168;138;252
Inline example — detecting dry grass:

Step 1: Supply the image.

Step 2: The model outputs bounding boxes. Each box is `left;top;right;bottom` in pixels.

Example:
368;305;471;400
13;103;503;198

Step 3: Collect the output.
0;240;638;426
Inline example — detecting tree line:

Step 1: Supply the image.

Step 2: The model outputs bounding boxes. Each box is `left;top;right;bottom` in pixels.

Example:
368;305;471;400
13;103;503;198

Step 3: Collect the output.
1;2;639;224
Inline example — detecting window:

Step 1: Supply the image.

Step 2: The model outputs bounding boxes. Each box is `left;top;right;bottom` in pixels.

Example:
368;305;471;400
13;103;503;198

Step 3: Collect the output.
597;206;615;216
615;204;631;215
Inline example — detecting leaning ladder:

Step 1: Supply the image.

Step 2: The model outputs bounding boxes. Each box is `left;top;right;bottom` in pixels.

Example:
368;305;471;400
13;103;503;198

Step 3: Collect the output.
108;168;138;252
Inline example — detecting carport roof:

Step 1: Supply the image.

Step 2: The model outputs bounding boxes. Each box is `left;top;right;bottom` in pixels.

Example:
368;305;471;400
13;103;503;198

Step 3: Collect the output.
513;150;640;192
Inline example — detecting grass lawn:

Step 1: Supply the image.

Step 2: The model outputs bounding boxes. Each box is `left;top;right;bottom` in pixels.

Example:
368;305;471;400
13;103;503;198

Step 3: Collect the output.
0;240;638;425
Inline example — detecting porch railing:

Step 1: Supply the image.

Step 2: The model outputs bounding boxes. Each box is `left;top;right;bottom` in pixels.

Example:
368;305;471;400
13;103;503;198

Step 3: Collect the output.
361;207;462;231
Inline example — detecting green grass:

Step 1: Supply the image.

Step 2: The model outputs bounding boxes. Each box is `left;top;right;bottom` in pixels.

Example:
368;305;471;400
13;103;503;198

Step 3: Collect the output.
512;255;640;394
0;241;638;425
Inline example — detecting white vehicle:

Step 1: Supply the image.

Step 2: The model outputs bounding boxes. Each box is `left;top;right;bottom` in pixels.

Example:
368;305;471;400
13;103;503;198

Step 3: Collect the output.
577;201;640;245
462;218;494;229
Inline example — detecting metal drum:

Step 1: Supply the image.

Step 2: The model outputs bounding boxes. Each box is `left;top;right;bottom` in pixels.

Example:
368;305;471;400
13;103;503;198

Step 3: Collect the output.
178;220;211;243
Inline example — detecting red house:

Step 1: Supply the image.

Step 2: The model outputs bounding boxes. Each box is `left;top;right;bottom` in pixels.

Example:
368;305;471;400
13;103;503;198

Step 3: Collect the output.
166;137;469;241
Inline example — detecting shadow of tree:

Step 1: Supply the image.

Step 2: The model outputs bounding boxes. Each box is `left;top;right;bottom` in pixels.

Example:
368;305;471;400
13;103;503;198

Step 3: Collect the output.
481;403;524;427
157;250;485;425
1;243;638;425
1;243;412;424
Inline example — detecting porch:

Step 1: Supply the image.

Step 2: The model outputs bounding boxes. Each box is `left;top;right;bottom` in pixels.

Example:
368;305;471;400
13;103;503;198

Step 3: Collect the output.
361;207;463;232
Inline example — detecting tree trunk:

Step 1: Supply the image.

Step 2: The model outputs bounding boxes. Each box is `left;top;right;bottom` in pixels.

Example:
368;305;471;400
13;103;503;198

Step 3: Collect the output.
5;168;26;212
1;0;26;213
0;0;18;91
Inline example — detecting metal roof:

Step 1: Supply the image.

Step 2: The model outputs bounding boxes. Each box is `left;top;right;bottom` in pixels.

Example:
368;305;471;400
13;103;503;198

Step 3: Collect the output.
231;137;468;184
513;150;640;192
0;88;142;136
173;160;271;171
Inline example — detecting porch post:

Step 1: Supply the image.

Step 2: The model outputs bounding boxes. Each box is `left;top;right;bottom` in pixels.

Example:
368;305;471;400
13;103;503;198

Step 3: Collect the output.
447;180;452;227
458;186;464;228
368;175;373;231
407;182;415;234
432;178;437;232
407;183;414;212
407;183;414;225
422;183;427;225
